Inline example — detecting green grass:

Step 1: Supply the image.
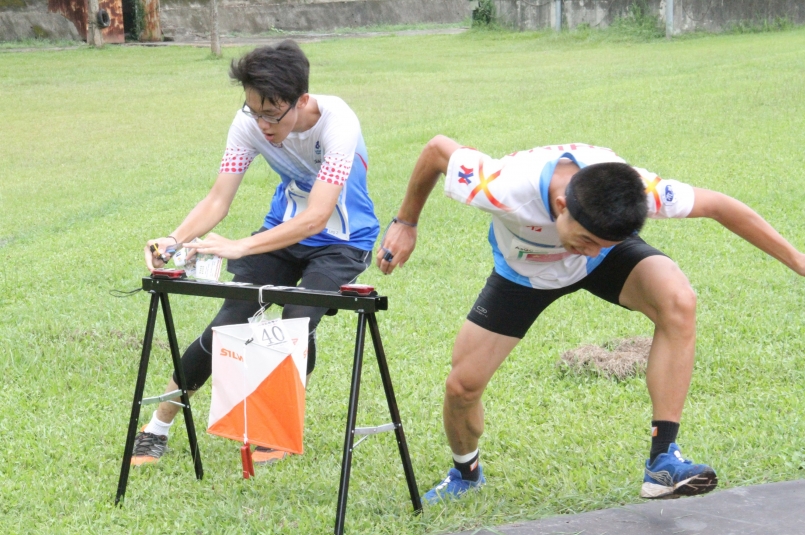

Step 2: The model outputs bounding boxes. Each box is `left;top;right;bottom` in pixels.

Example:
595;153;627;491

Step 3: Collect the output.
0;37;86;50
1;26;805;534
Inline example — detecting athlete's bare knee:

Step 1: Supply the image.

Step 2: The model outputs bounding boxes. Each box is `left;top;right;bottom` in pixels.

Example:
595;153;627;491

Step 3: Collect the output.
445;370;484;407
656;284;697;332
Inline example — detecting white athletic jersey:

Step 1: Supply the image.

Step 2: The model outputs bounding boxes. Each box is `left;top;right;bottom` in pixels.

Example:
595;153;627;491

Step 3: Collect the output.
444;144;695;289
220;94;378;250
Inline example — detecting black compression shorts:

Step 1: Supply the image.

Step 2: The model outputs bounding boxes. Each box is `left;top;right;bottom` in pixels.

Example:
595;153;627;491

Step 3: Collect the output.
466;235;667;339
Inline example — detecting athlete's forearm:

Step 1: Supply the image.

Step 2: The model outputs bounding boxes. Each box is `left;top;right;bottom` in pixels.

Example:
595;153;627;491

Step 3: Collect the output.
241;210;328;255
690;188;805;275
170;195;230;244
397;135;461;222
240;180;342;256
170;173;244;243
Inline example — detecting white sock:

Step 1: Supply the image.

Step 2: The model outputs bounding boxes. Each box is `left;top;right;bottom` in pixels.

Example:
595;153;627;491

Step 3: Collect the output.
143;411;174;437
452;449;479;464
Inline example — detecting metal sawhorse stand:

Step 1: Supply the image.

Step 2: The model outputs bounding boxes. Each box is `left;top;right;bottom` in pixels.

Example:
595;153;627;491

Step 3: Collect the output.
115;277;422;534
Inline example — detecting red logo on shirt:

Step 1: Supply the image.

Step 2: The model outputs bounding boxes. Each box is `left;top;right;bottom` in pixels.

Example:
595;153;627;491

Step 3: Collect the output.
458;165;474;185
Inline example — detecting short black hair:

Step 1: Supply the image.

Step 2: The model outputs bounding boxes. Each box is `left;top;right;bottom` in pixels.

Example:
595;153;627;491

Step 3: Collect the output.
565;162;647;241
229;40;310;106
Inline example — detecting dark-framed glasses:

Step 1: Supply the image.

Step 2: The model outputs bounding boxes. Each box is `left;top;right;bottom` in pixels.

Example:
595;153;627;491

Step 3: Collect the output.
241;100;298;124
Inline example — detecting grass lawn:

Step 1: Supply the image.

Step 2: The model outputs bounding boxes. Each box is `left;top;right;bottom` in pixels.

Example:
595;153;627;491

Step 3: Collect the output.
1;26;804;534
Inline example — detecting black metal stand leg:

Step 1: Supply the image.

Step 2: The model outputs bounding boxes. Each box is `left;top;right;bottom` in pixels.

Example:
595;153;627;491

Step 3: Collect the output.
366;313;422;513
159;293;203;480
334;312;368;535
115;291;160;505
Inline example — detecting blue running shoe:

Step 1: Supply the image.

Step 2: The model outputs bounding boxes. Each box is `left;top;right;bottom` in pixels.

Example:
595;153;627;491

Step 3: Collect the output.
423;466;485;504
640;443;718;499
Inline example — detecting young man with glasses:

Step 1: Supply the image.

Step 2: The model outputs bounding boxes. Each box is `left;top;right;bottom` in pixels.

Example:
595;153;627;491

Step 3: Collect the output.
134;41;379;466
378;136;805;503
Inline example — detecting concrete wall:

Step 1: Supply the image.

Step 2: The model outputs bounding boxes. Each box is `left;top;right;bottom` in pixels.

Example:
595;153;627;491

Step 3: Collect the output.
671;0;805;33
160;0;472;41
0;0;470;41
4;0;805;42
0;0;80;39
495;0;805;33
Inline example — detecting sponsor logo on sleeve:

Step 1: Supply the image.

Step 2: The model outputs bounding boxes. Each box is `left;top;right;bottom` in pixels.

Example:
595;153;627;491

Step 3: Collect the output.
458;165;474;185
664;184;675;204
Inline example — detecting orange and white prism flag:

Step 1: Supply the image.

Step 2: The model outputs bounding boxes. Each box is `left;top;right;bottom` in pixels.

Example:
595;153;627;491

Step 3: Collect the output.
208;317;309;454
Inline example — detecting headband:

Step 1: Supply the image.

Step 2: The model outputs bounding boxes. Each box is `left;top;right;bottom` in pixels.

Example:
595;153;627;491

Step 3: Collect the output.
564;180;634;242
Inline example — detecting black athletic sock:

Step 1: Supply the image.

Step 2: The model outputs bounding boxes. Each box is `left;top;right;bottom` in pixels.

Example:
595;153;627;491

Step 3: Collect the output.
649;420;680;464
453;451;481;482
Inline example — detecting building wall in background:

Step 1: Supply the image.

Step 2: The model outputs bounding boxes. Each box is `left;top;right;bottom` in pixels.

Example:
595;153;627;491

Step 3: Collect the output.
495;0;805;33
0;0;470;41
0;0;79;40
160;0;472;41
3;0;805;42
47;0;124;42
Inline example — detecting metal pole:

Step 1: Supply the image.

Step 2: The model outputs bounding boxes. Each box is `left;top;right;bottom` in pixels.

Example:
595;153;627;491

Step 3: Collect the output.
666;0;674;38
554;0;561;32
210;0;221;57
116;292;160;505
366;313;422;514
160;293;203;480
334;312;368;535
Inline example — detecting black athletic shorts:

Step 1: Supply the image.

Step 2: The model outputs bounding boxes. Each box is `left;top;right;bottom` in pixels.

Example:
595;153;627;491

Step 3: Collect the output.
466;235;667;339
227;230;372;287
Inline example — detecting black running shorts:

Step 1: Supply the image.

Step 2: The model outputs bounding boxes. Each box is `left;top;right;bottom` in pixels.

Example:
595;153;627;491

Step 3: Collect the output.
466;235;667;339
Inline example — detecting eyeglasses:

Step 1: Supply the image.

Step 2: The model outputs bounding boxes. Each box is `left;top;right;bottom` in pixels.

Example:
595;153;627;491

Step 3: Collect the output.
241;100;298;124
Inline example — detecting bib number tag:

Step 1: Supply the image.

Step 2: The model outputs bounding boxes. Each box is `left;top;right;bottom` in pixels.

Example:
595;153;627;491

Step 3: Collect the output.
250;318;294;354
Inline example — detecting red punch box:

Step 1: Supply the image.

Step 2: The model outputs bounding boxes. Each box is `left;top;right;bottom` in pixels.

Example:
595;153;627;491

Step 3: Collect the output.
151;268;187;279
339;284;376;297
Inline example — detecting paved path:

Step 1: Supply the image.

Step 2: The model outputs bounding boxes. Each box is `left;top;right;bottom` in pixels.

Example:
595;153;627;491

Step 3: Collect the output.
448;480;805;535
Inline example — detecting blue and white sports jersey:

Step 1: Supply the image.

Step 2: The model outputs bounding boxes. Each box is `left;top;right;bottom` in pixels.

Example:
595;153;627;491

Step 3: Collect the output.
220;94;379;251
444;144;695;289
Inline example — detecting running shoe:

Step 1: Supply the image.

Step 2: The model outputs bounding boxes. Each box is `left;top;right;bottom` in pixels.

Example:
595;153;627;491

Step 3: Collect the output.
640;443;718;499
130;429;168;466
252;446;289;465
423;466;485;504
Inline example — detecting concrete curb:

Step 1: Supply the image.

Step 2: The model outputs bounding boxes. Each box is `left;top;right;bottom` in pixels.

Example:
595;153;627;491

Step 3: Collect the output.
447;479;805;535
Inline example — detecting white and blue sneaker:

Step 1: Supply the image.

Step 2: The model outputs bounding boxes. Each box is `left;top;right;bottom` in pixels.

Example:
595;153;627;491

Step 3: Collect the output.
423;466;486;504
640;443;718;499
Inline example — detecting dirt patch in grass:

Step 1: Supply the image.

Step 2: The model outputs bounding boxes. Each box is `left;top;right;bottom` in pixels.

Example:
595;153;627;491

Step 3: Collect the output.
559;336;652;380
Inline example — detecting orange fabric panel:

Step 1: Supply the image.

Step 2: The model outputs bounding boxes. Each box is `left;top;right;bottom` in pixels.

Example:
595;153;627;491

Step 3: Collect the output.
207;355;306;454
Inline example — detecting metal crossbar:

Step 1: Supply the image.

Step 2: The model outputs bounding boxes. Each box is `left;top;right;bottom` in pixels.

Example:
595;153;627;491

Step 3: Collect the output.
353;423;398;449
140;389;184;406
